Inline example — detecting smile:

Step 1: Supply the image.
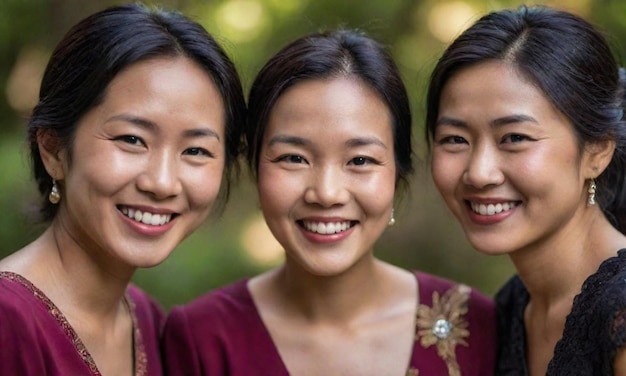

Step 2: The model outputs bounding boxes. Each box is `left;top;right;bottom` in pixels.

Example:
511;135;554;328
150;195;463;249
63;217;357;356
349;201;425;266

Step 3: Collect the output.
119;206;173;226
299;220;355;235
469;201;517;216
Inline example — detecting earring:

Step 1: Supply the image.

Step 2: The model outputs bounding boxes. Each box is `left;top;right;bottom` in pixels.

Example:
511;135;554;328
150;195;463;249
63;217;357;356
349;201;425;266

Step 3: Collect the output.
388;208;396;226
587;178;596;206
49;179;61;204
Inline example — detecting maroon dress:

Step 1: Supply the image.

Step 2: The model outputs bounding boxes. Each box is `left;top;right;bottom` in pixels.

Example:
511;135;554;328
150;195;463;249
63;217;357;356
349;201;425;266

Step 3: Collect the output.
0;271;164;375
162;271;496;375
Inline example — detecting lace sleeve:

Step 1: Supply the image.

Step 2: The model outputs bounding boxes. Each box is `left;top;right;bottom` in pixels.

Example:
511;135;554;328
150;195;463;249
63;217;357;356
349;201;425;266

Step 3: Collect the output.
547;249;626;376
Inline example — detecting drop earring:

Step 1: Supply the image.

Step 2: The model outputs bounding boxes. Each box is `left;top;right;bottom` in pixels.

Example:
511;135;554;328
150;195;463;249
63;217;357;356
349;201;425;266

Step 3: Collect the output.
587;178;596;206
388;208;396;226
49;179;61;204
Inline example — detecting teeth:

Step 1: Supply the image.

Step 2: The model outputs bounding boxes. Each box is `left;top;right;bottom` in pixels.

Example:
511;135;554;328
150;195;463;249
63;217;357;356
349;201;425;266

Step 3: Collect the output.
303;221;352;235
120;207;172;226
470;202;517;216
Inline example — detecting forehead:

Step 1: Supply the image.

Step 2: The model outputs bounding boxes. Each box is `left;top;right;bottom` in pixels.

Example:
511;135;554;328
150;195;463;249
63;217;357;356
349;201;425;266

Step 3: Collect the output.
439;60;566;124
74;56;226;140
443;61;541;103
266;76;392;136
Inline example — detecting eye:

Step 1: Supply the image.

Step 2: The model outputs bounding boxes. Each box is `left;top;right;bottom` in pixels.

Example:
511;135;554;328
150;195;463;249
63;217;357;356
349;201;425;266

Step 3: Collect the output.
183;147;214;158
115;135;145;146
437;135;467;145
275;154;308;164
349;156;375;166
502;134;534;144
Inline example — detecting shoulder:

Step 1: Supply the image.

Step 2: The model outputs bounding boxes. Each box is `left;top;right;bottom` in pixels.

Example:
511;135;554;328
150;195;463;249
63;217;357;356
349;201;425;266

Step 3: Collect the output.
0;272;48;330
414;271;496;340
163;278;255;343
578;251;626;328
415;271;494;312
547;252;626;373
168;278;253;325
585;257;626;348
161;278;261;375
413;271;497;375
0;274;61;372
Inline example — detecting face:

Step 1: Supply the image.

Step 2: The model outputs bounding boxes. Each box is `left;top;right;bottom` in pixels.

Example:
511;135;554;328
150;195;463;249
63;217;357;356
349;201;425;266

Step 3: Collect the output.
258;77;396;276
431;60;594;256
46;57;226;272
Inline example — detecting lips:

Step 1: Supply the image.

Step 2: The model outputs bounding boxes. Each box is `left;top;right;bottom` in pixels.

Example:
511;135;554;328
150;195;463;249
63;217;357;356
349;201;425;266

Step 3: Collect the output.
299;220;355;234
469;201;518;216
119;206;175;226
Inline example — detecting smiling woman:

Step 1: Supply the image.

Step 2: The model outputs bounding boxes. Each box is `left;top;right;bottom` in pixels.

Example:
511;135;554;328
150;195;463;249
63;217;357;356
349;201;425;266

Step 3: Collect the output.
0;3;245;375
427;5;626;376
162;29;497;376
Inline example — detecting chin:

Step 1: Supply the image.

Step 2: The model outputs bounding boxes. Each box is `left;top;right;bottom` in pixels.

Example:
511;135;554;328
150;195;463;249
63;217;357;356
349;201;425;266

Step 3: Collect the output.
302;259;360;278
467;240;514;256
133;259;167;269
125;249;174;269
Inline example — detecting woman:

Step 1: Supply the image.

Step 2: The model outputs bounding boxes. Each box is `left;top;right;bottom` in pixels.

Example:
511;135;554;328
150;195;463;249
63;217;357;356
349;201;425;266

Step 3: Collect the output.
0;4;245;375
162;29;496;376
427;5;626;375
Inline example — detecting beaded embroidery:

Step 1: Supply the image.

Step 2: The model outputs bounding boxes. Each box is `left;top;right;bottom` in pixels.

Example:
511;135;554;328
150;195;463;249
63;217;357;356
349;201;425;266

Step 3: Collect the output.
415;284;471;376
0;271;147;375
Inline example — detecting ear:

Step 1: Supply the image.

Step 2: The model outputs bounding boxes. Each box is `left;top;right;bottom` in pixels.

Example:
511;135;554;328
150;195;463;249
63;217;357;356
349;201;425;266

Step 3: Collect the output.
37;129;68;180
583;138;616;178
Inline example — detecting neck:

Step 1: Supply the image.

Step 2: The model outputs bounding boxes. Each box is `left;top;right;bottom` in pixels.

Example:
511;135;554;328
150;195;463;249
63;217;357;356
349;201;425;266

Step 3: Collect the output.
272;256;390;324
11;224;133;321
510;208;624;307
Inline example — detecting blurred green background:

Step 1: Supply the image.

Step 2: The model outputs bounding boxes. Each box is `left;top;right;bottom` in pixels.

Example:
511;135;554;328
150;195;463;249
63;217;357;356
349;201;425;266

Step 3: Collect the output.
1;0;625;309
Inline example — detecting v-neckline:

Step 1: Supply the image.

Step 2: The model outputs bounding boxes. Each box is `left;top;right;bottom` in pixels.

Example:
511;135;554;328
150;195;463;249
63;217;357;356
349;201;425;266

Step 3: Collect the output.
0;271;147;375
243;271;421;375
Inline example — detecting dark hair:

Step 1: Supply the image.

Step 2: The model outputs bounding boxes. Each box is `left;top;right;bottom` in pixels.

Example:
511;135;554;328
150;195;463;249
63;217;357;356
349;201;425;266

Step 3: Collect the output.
29;3;246;221
425;5;626;231
246;29;413;192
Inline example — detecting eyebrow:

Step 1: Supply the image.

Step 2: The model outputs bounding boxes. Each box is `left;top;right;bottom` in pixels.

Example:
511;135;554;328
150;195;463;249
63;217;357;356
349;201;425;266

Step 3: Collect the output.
106;114;220;141
345;136;387;149
436;114;538;128
267;134;310;147
266;134;387;149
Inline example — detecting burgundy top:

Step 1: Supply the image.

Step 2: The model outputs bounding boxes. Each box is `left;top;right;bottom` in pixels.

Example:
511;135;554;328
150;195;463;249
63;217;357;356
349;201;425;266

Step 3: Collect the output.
0;271;164;375
162;271;496;375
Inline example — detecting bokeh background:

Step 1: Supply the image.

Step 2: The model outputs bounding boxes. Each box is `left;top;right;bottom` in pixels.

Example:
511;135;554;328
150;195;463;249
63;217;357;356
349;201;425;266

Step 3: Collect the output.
1;0;625;309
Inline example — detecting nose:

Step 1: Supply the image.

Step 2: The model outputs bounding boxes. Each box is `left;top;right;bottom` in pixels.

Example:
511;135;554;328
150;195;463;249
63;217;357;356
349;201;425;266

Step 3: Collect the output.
462;143;504;189
303;166;350;208
136;150;183;199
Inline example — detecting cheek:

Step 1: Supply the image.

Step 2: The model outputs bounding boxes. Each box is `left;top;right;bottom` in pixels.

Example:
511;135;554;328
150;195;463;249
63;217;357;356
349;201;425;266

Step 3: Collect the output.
70;142;138;191
257;168;294;215
72;158;136;196
354;172;395;213
185;165;225;208
430;153;459;194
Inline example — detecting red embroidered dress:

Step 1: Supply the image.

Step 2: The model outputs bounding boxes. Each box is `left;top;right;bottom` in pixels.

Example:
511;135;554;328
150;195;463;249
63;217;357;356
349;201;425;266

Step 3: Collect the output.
0;272;164;375
162;272;497;375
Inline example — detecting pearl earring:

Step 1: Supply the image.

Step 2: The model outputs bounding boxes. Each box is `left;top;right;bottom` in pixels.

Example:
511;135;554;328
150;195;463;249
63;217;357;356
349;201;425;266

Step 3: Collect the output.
587;178;596;206
388;208;396;226
49;179;61;204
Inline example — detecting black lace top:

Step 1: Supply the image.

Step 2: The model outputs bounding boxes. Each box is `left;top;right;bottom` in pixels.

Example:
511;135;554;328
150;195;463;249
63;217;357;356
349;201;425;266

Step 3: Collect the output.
495;249;626;375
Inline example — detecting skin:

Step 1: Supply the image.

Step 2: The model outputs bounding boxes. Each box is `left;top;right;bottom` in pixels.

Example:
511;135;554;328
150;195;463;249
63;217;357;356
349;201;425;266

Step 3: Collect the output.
431;60;626;376
248;76;417;375
0;56;226;375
